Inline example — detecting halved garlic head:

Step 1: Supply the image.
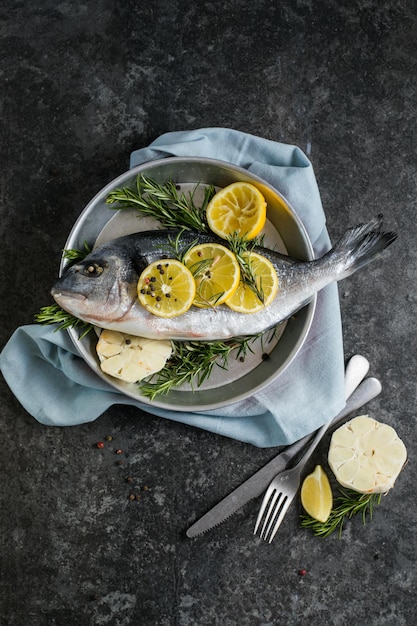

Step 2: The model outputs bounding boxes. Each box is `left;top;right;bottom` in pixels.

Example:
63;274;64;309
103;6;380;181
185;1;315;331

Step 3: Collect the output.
328;415;407;494
96;329;172;383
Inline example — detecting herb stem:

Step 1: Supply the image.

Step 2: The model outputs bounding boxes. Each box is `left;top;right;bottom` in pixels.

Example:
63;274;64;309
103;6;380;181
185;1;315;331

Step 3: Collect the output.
139;329;276;399
35;304;93;338
106;175;215;232
226;233;266;302
62;242;91;262
301;489;383;538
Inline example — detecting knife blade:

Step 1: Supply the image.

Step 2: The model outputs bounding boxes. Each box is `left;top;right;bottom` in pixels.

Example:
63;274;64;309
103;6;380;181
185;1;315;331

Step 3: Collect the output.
186;374;381;538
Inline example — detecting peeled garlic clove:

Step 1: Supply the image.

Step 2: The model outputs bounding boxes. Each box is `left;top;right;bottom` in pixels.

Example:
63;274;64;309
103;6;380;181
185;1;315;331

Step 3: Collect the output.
328;414;407;494
96;330;172;383
96;341;124;359
96;330;125;360
100;353;135;381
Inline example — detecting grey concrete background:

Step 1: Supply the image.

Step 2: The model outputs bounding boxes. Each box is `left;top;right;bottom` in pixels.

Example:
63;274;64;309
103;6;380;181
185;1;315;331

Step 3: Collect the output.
1;1;416;625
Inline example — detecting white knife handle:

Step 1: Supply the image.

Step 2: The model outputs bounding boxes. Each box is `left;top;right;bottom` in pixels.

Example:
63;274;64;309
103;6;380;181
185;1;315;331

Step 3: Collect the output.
344;355;369;400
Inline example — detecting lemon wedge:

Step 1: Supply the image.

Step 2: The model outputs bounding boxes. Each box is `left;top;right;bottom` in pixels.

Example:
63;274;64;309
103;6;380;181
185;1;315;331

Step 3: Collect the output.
300;465;333;523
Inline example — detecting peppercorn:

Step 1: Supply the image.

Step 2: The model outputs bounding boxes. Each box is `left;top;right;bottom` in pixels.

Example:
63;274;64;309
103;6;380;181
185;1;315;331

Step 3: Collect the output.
128;494;135;501
135;494;141;501
115;449;122;455
96;441;105;449
105;435;113;441
126;476;134;484
298;568;307;577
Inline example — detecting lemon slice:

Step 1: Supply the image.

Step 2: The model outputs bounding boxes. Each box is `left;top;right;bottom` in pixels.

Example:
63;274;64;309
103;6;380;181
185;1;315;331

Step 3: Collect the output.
300;465;333;523
183;242;241;308
137;259;196;318
328;415;407;494
206;182;267;240
225;251;278;313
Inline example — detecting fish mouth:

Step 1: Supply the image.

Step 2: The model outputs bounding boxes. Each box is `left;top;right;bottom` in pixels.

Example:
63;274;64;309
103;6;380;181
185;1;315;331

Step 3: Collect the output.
51;288;87;302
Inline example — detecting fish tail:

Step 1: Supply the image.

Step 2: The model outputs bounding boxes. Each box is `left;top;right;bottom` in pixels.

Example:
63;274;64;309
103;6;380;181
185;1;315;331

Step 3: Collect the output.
327;215;397;278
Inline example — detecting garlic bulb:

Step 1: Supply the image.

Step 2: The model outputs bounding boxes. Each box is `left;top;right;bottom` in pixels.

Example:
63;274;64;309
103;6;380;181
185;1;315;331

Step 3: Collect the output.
328;415;407;494
96;329;172;383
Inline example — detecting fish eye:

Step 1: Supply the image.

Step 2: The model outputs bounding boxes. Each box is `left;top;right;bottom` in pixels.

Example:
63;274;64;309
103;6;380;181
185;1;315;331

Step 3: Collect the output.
82;262;105;277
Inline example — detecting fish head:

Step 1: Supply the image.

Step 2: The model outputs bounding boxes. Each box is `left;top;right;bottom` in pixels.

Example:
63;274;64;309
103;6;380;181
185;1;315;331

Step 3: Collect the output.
51;247;140;324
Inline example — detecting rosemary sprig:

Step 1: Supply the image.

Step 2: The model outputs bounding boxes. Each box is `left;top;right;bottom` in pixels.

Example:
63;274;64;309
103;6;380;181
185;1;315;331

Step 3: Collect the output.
301;489;383;538
105;175;215;232
35;304;94;338
139;331;270;400
226;232;266;302
62;242;91;262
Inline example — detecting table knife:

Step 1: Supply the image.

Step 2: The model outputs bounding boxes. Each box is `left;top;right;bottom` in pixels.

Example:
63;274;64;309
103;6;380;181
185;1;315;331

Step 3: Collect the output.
186;372;381;538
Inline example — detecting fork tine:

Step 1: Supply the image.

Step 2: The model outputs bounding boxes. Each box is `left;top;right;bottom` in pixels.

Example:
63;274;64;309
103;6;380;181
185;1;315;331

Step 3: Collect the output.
259;490;280;538
261;492;286;540
267;496;293;543
253;484;276;534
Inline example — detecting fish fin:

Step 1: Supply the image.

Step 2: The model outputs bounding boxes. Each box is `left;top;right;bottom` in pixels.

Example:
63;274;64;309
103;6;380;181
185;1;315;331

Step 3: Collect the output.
328;217;397;277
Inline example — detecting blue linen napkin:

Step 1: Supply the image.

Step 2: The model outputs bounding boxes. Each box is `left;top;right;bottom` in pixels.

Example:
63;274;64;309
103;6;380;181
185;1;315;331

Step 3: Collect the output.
0;128;345;447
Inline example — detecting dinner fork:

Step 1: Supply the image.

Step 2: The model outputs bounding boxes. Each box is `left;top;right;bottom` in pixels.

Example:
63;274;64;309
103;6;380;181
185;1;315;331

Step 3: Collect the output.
254;355;370;543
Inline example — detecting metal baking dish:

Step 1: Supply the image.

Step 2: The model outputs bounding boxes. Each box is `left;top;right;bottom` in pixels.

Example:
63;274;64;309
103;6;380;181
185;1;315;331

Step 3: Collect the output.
61;157;316;411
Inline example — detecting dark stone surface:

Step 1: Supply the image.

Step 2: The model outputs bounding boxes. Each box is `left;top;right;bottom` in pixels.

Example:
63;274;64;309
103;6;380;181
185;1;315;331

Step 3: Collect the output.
1;1;416;625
